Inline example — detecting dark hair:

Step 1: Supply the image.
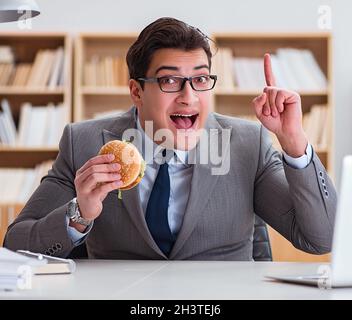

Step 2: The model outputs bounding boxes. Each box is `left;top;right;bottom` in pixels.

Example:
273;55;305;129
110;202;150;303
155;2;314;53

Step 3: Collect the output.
126;17;213;86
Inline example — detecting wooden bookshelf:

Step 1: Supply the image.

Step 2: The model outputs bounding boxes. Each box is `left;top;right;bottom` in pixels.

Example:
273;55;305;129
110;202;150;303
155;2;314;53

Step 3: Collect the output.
0;32;335;263
0;204;22;245
0;33;71;245
74;33;137;121
0;147;58;168
0;32;72;168
212;32;333;175
212;32;333;262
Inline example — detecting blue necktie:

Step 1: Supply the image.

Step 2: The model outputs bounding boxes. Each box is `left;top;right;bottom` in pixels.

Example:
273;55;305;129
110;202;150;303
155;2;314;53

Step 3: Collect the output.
145;151;175;256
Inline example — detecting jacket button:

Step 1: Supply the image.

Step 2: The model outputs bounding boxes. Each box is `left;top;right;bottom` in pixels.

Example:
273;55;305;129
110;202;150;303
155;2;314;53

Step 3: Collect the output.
325;191;329;197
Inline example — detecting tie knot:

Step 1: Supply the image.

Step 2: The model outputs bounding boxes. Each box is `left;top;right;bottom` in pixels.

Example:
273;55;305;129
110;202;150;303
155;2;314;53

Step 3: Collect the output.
160;149;174;164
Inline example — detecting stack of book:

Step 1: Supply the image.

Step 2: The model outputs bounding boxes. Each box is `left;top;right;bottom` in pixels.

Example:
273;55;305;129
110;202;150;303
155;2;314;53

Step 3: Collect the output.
83;55;129;87
0;46;65;88
302;105;329;151
212;47;236;91
0;46;14;63
0;45;15;86
212;47;327;91
230;104;329;152
0;99;67;147
0;99;16;145
0;160;53;204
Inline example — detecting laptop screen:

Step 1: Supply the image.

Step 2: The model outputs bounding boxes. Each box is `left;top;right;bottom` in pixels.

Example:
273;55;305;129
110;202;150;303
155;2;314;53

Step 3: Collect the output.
331;155;352;285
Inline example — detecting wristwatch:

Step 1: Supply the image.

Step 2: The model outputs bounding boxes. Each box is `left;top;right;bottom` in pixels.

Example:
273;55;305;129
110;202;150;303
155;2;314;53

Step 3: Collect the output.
67;197;92;227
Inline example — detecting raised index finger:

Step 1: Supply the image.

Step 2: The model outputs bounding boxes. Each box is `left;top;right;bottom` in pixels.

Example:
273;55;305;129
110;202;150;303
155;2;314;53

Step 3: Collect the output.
264;53;276;87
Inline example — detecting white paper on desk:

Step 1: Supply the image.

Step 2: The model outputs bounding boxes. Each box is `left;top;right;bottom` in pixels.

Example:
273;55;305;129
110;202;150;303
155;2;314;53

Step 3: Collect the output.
0;247;47;266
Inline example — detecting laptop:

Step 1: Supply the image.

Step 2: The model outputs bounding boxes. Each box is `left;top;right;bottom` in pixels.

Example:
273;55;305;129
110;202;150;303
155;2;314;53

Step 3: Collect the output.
266;155;352;288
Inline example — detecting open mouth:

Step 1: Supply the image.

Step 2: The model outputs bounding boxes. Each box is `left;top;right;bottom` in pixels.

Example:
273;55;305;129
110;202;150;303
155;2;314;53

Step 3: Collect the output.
169;113;199;130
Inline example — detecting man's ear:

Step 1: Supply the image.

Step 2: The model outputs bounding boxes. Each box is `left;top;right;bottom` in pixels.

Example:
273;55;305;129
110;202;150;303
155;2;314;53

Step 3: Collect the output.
129;79;143;108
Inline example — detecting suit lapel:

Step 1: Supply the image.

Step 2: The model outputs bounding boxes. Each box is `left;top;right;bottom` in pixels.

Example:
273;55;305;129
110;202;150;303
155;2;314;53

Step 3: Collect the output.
102;107;164;257
169;114;232;259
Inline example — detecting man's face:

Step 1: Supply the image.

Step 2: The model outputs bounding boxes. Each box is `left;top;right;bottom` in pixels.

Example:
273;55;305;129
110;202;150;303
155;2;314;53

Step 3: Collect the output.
132;48;212;151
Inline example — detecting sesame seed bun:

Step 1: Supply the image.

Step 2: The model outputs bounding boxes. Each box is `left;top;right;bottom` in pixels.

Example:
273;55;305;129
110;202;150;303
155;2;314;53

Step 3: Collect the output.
98;140;145;190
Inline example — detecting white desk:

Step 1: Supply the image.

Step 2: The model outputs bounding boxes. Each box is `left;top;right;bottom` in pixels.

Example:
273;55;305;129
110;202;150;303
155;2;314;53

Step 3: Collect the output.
1;260;352;300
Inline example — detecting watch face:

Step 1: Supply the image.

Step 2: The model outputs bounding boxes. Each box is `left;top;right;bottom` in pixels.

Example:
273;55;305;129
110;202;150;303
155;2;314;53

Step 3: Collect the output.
68;200;77;218
68;199;79;219
68;198;91;226
77;217;90;227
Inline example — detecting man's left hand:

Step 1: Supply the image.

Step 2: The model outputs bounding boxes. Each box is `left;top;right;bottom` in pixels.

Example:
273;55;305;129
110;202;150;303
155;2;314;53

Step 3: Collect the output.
252;53;308;157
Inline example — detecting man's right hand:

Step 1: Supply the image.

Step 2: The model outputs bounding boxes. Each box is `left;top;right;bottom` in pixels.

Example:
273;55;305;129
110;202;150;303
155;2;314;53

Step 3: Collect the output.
72;154;122;232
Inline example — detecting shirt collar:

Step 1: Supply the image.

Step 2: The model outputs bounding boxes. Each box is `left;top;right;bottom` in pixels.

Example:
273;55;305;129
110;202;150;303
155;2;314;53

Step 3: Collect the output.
136;115;189;166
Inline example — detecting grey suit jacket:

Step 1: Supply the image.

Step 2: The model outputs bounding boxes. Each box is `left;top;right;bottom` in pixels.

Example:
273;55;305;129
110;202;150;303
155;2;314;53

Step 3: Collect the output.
4;107;337;260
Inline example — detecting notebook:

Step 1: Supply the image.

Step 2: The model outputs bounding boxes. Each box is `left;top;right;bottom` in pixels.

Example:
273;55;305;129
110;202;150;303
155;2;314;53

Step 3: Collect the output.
16;250;76;275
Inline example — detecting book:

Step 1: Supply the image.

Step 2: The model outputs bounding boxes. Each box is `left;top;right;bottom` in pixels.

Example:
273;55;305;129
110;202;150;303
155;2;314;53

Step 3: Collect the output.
0;46;14;64
16;103;31;146
0;160;54;204
16;250;76;275
0;99;16;145
48;47;64;89
226;47;328;91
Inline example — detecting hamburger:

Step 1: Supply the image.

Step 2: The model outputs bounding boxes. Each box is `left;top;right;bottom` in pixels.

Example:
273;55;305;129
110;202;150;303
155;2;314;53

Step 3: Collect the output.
98;140;146;191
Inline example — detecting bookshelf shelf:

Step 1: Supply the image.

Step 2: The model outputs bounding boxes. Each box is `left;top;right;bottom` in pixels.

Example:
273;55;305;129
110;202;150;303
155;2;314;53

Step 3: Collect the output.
0;146;59;152
0;32;72;169
0;148;58;168
0;87;65;95
74;33;137;121
81;86;130;95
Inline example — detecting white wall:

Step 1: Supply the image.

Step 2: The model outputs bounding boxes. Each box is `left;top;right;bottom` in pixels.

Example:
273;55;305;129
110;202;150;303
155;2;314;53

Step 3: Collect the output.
1;0;351;184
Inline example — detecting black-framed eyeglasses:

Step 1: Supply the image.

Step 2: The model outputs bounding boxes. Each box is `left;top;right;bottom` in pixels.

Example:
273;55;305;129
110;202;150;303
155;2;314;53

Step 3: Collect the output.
137;75;217;93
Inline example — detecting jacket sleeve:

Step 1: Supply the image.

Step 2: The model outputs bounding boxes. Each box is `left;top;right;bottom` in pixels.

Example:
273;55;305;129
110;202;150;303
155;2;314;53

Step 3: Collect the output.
254;125;337;254
3;124;78;258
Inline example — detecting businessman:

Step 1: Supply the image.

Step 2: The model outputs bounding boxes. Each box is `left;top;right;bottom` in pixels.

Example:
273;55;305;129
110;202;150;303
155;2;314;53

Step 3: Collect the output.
4;17;337;260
